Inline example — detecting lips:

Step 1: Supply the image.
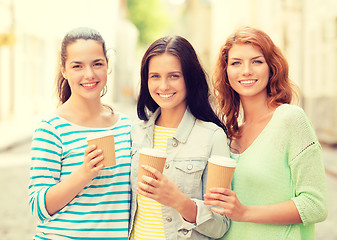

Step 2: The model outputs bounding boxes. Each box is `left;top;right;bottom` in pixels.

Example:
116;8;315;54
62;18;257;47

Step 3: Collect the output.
81;82;99;89
239;79;257;87
158;93;175;99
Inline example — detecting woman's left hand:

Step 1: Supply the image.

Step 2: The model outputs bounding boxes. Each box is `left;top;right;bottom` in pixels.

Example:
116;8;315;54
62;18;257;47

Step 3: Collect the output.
137;165;183;209
203;188;248;222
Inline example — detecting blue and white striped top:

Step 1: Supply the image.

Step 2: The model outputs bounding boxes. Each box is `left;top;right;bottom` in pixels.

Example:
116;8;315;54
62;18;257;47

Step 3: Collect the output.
29;112;131;240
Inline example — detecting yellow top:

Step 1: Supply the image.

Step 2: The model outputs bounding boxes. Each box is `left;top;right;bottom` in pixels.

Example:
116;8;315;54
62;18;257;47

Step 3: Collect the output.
130;125;176;239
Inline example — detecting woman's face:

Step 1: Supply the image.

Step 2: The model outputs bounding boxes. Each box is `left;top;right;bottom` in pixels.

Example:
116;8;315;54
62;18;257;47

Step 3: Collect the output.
226;43;270;101
61;39;108;101
147;53;187;114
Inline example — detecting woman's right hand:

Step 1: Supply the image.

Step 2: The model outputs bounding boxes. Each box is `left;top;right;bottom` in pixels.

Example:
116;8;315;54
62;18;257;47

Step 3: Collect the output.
204;187;248;222
79;145;105;180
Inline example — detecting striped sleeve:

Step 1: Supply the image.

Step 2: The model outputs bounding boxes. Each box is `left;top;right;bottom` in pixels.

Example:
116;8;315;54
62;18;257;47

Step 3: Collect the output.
29;119;62;223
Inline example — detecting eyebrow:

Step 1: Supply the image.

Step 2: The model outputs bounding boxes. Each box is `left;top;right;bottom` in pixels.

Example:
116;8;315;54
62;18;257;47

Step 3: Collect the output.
149;71;182;74
229;55;264;61
70;59;105;64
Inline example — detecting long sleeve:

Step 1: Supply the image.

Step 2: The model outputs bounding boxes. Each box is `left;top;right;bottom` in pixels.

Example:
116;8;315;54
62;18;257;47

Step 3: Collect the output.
178;128;230;239
288;107;328;225
130;109;230;239
220;104;328;240
29;120;62;223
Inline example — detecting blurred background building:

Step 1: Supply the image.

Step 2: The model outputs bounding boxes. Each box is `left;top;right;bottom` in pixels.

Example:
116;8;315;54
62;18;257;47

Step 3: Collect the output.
0;0;336;148
1;1;337;239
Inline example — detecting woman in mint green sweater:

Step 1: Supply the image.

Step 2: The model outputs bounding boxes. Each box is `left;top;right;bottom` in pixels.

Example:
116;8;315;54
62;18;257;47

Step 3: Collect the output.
204;26;328;240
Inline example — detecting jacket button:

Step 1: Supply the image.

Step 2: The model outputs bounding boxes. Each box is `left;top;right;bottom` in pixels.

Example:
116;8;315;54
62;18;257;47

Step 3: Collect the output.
187;164;193;170
165;163;170;169
182;229;189;235
172;140;178;147
166;217;172;222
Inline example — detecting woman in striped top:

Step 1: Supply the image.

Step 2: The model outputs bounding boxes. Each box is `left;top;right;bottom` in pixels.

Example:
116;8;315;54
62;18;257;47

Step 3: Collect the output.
129;36;230;239
29;27;131;239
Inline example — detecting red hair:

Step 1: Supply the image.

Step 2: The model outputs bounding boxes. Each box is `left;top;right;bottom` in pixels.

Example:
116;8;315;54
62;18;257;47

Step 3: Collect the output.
213;26;299;140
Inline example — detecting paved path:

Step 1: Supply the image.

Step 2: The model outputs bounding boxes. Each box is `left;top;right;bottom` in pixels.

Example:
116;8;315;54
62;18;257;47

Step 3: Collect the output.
0;144;35;240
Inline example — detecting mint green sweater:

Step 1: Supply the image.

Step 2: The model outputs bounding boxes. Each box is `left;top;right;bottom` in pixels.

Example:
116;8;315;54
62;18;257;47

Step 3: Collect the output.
220;104;328;240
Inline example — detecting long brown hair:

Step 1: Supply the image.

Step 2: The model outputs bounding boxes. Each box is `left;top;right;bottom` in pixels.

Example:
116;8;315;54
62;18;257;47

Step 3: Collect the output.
137;35;227;132
56;27;108;104
213;26;299;140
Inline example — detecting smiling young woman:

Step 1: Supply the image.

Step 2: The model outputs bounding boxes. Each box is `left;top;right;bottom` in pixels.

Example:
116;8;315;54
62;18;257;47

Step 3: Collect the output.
129;35;230;240
29;27;131;240
205;26;328;240
60;39;108;100
147;53;187;127
226;43;270;101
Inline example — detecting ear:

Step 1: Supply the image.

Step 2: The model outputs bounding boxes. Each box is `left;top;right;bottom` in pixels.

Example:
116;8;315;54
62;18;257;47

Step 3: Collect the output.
60;64;67;79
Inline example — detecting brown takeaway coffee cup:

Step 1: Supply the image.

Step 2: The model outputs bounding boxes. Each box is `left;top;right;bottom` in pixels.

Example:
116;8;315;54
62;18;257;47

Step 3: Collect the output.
206;155;237;194
138;148;167;183
87;134;116;168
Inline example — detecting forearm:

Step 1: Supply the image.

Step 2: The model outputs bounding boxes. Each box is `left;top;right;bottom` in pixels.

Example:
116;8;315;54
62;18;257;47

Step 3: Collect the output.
175;193;197;223
45;167;91;215
242;200;302;224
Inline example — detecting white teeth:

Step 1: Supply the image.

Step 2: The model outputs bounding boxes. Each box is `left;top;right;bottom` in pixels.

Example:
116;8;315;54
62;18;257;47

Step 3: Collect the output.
82;82;96;87
240;80;256;84
159;93;174;98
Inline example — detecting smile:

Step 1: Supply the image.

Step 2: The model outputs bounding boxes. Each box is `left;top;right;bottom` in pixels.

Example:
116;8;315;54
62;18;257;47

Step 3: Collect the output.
158;93;175;98
239;79;257;84
81;82;98;88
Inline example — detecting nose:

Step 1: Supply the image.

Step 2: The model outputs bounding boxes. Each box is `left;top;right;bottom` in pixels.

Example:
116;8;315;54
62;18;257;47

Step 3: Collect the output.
84;66;95;79
158;78;169;91
242;63;252;76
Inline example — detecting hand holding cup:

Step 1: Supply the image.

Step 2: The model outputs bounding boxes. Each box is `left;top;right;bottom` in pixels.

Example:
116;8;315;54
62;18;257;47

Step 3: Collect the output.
87;134;116;168
137;148;167;183
206;155;237;193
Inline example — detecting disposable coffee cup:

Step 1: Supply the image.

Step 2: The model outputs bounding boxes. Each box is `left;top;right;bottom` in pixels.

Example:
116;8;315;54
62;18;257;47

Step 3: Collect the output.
87;134;116;168
138;148;167;183
206;155;237;193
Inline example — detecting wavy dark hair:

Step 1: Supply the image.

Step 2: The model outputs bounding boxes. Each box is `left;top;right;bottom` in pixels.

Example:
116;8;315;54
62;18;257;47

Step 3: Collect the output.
56;27;108;104
137;35;227;133
213;26;299;140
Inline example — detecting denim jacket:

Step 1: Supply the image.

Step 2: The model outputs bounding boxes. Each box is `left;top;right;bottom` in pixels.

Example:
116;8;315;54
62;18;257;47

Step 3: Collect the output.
129;108;230;239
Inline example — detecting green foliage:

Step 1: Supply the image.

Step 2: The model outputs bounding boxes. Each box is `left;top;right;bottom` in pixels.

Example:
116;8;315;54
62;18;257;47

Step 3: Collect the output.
127;0;171;47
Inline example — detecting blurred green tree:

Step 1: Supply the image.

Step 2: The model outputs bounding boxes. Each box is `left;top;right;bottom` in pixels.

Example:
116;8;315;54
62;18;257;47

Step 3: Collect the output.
127;0;171;47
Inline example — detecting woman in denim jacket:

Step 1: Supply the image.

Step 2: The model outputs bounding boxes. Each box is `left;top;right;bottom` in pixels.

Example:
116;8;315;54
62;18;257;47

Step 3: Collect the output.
129;35;230;240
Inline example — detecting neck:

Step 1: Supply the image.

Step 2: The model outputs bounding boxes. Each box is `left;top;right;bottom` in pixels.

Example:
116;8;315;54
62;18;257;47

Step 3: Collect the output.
156;107;186;128
240;94;271;124
66;97;104;117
